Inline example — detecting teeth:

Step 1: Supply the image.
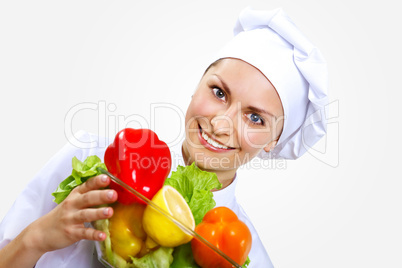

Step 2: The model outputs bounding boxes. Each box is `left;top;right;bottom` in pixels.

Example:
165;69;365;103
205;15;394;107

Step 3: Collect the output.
201;131;229;149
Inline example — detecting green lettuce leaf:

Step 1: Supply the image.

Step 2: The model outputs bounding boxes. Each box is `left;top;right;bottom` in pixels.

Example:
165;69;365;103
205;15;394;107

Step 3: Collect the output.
164;163;222;225
243;256;251;267
170;243;250;268
170;243;200;268
52;155;107;204
130;247;174;268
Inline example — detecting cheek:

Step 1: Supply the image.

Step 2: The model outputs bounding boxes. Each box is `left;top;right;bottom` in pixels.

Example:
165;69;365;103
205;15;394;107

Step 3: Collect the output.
186;93;218;122
240;128;271;152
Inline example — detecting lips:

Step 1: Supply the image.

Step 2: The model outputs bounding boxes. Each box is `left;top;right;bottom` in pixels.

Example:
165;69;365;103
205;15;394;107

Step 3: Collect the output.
198;124;235;151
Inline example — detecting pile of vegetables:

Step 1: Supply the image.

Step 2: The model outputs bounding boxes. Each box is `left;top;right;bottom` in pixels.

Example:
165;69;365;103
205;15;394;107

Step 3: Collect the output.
52;128;251;268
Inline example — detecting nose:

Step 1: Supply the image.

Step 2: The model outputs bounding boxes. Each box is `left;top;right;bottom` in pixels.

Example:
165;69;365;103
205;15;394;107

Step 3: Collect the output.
210;104;239;136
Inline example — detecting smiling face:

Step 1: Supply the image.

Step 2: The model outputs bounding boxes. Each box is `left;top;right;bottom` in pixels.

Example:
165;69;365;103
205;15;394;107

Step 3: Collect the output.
182;58;284;185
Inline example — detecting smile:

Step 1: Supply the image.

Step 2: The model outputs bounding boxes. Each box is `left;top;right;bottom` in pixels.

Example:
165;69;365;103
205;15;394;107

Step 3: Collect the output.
199;125;234;151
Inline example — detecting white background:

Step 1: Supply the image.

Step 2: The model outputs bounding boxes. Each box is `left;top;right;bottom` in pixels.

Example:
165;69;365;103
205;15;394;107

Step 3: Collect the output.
0;1;401;267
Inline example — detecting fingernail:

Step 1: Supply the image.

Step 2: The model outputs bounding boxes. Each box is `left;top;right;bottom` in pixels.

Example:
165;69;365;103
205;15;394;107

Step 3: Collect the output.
98;232;105;240
101;175;108;183
107;191;114;200
103;208;110;216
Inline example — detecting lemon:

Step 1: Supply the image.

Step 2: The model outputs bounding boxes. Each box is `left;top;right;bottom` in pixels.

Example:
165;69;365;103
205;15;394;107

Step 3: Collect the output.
142;185;195;247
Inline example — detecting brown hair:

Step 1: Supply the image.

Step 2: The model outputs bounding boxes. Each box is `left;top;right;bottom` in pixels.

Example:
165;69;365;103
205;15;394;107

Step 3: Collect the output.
203;59;224;76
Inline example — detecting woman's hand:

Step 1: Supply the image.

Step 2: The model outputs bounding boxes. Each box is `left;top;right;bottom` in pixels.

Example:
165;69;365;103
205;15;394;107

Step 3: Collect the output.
0;174;117;268
34;174;118;252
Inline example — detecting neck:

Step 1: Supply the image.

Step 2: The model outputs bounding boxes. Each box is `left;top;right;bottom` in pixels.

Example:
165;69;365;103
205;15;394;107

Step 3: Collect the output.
210;169;236;190
182;143;236;190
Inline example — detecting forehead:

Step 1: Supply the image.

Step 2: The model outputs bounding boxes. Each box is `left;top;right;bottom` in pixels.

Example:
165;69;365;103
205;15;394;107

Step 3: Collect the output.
204;58;284;117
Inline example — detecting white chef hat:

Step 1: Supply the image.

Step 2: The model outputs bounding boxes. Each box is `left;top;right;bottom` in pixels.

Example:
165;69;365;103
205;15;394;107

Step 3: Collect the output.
213;7;328;160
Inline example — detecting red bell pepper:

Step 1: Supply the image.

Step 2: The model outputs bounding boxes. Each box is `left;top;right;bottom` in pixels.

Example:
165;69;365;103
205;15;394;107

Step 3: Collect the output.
104;128;171;205
191;207;252;268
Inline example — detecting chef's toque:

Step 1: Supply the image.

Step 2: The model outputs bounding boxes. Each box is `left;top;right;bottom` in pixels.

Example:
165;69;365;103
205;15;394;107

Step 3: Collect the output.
214;7;329;160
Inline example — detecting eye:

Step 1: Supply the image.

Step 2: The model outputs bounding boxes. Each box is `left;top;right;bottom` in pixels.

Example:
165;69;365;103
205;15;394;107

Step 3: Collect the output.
212;87;226;101
246;113;265;126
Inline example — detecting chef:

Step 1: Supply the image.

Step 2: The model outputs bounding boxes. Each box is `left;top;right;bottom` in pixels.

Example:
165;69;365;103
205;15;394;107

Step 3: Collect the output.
0;7;328;267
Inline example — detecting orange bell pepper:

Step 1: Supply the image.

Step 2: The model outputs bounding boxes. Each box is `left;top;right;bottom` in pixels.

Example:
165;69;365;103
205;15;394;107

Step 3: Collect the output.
191;206;252;268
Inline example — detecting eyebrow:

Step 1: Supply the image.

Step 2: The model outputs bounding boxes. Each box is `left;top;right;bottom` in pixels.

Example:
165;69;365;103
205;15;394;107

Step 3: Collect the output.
213;74;231;96
213;74;277;120
246;106;277;120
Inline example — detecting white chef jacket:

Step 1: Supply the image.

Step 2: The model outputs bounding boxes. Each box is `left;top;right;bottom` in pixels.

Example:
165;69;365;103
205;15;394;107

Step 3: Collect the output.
0;131;274;268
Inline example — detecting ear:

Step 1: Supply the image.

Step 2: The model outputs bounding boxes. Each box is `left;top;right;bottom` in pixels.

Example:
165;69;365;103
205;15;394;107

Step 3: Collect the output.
263;140;278;153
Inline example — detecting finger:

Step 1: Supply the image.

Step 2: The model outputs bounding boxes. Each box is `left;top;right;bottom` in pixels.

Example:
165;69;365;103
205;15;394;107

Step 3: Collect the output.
73;206;114;224
73;226;108;242
76;175;111;195
74;189;117;209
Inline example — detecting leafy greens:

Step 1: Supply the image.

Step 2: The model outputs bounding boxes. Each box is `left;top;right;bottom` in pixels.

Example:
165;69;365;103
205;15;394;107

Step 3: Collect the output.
164;163;222;225
52;155;107;204
52;156;249;267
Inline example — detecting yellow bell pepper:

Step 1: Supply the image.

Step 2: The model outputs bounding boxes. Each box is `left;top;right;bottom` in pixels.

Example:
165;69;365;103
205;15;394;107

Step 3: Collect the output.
109;202;148;260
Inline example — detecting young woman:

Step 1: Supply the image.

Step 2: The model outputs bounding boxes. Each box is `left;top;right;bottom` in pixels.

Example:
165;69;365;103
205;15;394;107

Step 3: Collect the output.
0;7;327;268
